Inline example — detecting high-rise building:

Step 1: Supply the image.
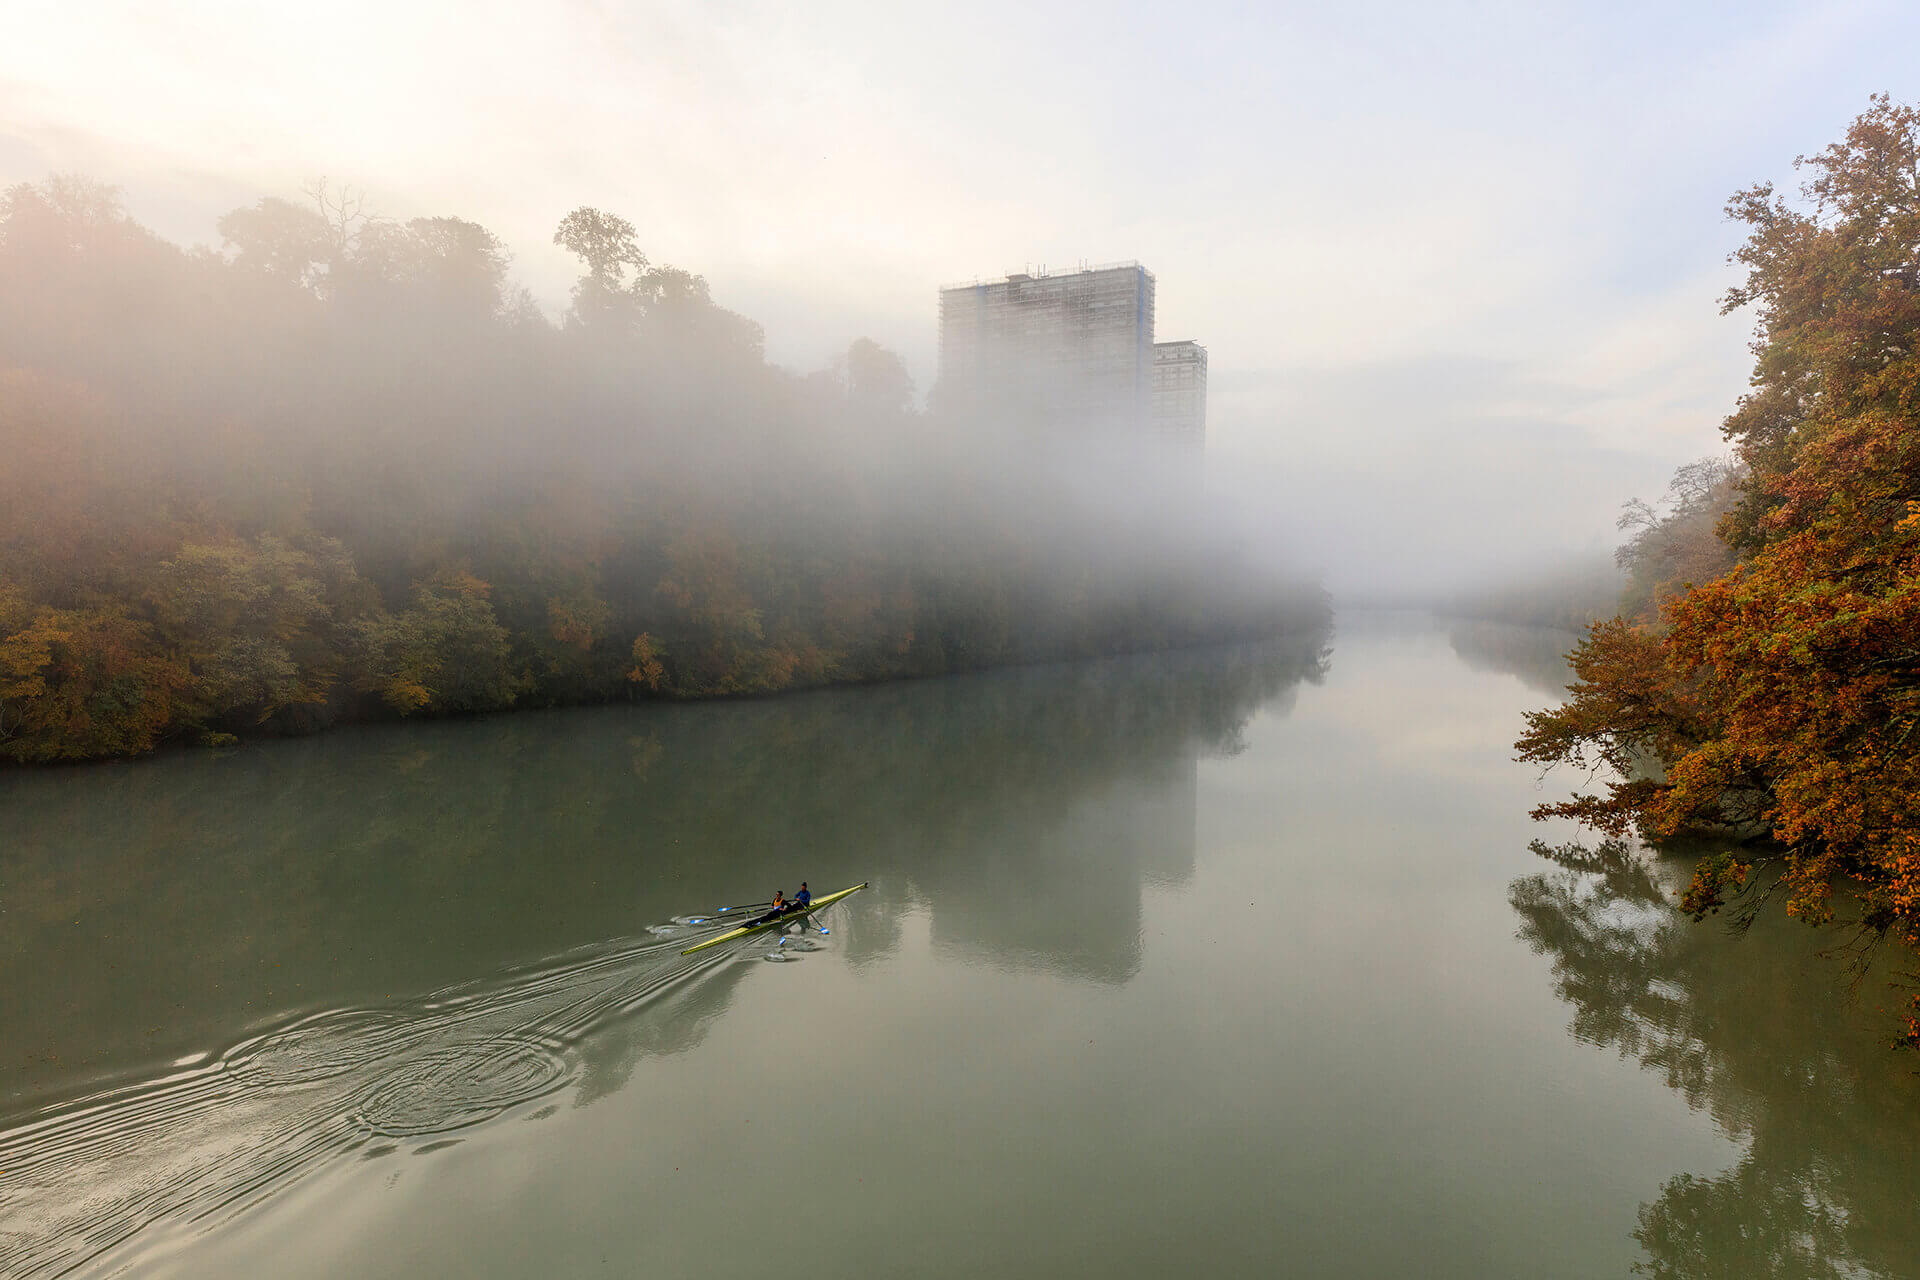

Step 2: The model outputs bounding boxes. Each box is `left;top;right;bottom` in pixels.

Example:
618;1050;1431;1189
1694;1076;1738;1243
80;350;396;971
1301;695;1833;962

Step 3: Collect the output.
1150;340;1208;452
937;263;1159;434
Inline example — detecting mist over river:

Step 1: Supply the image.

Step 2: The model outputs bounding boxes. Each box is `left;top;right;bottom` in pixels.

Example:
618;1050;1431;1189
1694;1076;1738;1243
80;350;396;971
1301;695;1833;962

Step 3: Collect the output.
4;613;1918;1278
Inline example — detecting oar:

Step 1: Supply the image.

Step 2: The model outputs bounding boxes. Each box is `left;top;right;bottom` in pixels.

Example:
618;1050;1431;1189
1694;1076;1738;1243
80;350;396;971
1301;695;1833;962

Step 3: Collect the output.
685;901;774;926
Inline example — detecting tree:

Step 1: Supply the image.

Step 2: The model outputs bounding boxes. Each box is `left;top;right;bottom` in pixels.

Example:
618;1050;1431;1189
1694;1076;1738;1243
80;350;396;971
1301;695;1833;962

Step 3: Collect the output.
0;588;62;750
843;338;915;416
1520;96;1920;1046
0;605;186;761
0;174;138;257
640;264;765;360
553;206;648;329
1615;457;1742;627
403;216;512;318
355;570;523;714
339;216;512;322
217;197;335;291
146;536;340;722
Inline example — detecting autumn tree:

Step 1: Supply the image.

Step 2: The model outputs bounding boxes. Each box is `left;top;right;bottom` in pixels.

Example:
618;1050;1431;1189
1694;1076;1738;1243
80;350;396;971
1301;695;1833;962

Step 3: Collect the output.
1520;95;1920;1045
354;570;522;714
0;602;186;762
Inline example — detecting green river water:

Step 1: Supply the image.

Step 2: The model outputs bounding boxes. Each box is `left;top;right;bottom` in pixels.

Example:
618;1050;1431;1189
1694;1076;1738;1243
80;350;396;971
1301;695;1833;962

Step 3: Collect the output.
3;611;1918;1277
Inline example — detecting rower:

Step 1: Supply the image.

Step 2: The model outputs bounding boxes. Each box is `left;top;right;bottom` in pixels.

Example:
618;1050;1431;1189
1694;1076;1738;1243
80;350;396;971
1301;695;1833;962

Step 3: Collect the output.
791;882;811;911
750;891;786;925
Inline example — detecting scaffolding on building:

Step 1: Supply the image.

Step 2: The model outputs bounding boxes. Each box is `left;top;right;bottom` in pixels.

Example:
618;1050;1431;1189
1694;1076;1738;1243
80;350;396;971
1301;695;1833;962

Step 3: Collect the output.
937;263;1157;428
934;260;1205;473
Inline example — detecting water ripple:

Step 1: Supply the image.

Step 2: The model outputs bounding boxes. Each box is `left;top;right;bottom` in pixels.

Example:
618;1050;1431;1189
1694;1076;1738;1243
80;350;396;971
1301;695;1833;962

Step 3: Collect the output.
225;1010;426;1087
353;1034;574;1137
0;914;770;1279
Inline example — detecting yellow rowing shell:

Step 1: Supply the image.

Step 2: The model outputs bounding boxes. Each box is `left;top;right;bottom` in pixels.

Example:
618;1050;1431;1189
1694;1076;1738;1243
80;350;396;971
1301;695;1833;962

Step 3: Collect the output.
679;882;869;955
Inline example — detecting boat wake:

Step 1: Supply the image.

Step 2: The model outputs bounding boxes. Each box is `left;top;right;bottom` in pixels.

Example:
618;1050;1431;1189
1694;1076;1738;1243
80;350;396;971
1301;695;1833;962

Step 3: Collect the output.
0;912;784;1278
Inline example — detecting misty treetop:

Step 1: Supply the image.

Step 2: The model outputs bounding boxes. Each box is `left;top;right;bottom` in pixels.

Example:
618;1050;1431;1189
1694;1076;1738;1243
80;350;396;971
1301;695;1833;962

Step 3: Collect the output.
1516;96;1920;1046
0;177;1322;764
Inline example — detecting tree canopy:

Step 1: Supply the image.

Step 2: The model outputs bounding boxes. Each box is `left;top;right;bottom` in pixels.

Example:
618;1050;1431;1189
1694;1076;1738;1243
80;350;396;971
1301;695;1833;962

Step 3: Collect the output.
1517;96;1920;1046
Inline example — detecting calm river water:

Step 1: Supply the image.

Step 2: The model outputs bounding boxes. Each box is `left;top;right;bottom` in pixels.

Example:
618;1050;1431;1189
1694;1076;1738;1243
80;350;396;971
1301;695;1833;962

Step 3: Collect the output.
3;612;1918;1278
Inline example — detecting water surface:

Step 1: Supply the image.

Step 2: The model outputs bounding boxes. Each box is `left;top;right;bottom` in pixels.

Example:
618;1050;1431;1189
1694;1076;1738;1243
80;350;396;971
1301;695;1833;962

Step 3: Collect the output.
3;614;1917;1277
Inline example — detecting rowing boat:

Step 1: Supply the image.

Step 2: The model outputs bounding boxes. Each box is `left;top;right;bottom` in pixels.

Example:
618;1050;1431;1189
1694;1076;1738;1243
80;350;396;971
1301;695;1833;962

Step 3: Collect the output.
679;882;868;955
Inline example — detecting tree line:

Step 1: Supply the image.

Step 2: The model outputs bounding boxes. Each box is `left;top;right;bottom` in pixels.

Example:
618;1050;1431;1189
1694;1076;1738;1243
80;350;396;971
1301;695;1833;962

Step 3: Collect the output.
1517;96;1920;1047
0;178;1323;763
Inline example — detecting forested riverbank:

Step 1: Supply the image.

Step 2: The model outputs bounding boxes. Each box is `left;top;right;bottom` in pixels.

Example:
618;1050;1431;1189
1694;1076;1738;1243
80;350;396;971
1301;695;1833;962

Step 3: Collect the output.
0;180;1322;763
1518;97;1920;1047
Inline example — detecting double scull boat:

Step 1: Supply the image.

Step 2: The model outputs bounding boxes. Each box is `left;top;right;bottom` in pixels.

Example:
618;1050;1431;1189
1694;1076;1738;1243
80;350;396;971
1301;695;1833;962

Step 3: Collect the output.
679;882;868;955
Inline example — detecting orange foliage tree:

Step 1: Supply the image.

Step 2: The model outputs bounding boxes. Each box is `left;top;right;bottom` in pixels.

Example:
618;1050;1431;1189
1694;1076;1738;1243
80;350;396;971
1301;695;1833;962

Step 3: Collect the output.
1518;96;1920;1045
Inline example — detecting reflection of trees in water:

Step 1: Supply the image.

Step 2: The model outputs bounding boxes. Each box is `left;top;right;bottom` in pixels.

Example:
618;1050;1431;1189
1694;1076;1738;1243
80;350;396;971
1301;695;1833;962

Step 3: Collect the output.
1511;840;1920;1279
0;625;1334;1275
1444;620;1578;697
2;624;1331;1103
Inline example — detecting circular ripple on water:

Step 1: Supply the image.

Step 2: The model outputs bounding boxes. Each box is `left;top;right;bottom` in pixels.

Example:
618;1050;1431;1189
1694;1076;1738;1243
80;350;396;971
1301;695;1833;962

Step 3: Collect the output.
352;1035;574;1138
224;1009;423;1087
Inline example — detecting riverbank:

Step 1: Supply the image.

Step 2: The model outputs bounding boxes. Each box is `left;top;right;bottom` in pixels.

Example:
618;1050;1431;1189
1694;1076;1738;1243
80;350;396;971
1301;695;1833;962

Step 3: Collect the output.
0;583;1330;767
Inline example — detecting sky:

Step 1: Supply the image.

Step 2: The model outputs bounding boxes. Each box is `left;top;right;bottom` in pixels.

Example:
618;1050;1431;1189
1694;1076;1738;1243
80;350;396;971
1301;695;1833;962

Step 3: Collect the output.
4;0;1917;595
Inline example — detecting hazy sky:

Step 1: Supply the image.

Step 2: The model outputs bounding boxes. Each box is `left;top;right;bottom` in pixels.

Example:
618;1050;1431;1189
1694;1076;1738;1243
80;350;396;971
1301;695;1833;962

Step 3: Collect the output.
5;0;1916;593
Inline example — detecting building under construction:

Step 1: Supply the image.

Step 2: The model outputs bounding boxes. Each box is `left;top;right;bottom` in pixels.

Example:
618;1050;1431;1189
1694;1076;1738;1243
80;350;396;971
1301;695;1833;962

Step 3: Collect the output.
1150;340;1208;452
937;262;1205;460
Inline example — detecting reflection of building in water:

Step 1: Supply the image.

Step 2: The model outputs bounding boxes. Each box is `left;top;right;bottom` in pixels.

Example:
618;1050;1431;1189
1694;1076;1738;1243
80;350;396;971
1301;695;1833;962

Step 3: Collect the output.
926;749;1199;985
1135;753;1200;888
936;263;1207;469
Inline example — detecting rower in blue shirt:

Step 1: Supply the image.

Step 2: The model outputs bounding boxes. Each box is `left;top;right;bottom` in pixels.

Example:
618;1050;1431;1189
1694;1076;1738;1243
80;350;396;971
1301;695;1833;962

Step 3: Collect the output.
791;883;811;911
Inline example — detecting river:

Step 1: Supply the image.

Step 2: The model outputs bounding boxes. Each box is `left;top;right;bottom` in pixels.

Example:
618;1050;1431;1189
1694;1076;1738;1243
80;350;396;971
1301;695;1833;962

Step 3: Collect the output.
3;612;1917;1277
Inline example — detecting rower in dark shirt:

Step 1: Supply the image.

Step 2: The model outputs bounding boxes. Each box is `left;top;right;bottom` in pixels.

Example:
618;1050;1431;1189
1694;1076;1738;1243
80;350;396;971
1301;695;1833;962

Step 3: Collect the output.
791;883;811;911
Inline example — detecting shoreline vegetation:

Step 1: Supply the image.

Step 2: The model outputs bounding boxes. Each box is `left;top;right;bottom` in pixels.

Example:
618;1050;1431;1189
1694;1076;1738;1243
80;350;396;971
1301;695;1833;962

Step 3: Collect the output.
1515;96;1920;1047
0;179;1325;766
